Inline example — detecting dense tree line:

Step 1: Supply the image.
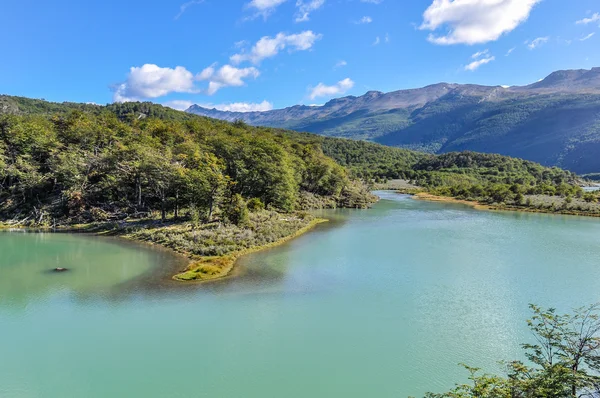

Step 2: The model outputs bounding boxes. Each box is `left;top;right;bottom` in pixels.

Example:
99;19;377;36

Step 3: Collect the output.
410;152;584;205
0;102;351;225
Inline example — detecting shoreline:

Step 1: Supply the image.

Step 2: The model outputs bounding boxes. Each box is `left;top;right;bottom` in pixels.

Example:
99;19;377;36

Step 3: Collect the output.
412;192;600;218
1;217;330;283
172;218;328;282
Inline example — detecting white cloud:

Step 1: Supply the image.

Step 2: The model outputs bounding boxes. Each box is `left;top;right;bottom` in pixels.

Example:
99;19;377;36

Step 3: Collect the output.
174;0;204;20
421;0;542;45
464;55;495;71
356;16;373;24
361;0;382;3
526;36;549;50
209;100;274;112
164;100;195;111
295;0;325;22
373;34;389;45
309;78;354;99
576;12;600;25
246;0;287;19
231;31;322;64
505;47;515;56
334;60;348;69
580;32;595;41
197;64;260;95
113;64;197;102
471;49;489;59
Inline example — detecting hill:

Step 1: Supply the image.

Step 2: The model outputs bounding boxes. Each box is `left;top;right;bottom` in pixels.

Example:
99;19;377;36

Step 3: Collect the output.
0;95;588;224
0;96;377;226
186;67;600;174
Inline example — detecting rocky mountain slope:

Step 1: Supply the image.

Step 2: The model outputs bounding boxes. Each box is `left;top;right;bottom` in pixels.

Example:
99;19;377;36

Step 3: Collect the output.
187;68;600;174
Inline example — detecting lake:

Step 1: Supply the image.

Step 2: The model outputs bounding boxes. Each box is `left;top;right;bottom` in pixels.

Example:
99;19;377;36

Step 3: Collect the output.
2;191;600;397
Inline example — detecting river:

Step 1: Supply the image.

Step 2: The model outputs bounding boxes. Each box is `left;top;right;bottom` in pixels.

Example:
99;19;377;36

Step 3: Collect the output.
1;191;600;397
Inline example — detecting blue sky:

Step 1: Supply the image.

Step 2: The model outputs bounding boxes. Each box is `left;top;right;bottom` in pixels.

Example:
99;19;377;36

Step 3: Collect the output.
1;0;599;111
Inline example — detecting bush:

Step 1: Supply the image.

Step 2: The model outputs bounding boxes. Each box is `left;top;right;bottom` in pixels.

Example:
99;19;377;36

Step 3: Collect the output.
246;198;265;212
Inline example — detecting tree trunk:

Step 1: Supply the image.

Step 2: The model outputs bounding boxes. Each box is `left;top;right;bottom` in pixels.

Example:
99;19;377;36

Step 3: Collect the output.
136;176;142;208
208;197;214;222
161;191;166;222
174;190;179;219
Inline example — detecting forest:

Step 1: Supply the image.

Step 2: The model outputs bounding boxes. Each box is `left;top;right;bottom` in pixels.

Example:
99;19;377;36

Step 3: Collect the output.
1;95;597;228
0;98;364;227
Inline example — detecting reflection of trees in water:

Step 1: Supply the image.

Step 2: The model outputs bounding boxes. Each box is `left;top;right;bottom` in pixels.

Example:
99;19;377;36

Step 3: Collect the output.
1;218;344;311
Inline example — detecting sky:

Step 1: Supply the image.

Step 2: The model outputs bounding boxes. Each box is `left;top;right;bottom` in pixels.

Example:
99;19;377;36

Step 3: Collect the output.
1;0;599;112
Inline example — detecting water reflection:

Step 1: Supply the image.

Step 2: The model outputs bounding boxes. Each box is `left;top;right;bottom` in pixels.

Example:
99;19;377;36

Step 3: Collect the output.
0;231;189;310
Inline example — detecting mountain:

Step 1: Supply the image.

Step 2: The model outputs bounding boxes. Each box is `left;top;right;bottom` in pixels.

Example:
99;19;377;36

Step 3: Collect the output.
187;67;600;174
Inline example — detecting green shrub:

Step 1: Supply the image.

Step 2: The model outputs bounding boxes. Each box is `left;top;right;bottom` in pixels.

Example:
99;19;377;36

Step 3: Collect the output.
247;198;265;212
224;194;249;226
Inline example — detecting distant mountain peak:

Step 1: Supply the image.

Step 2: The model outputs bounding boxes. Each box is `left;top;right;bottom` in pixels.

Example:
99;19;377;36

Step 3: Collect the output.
187;67;600;121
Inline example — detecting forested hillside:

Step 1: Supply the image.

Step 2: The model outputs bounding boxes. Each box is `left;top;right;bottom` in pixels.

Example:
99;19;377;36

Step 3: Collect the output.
187;68;600;174
0;97;365;225
1;95;591;227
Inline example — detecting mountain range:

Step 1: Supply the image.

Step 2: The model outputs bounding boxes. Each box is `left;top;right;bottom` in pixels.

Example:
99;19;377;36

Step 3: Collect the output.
187;67;600;174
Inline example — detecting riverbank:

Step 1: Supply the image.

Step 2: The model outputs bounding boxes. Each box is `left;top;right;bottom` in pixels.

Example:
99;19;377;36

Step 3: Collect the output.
413;192;600;218
24;210;328;282
173;217;328;282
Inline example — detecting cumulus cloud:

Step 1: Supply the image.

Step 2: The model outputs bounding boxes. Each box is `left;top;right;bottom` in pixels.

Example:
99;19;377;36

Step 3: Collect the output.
309;78;354;99
526;36;549;50
197;64;260;95
421;0;542;45
295;0;325;22
246;0;287;19
373;36;381;45
231;31;322;64
113;64;197;102
576;12;600;25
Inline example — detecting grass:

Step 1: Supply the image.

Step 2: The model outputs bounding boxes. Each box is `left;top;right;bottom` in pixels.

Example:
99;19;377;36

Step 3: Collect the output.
173;217;328;281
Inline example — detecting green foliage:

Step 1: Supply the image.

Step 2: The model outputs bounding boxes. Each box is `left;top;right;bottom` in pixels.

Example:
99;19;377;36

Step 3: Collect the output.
319;138;427;180
427;304;600;398
0;97;360;224
224;194;249;226
247;198;265;212
410;152;582;205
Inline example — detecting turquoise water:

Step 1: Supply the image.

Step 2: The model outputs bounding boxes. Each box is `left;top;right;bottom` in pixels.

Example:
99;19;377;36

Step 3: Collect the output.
1;192;600;397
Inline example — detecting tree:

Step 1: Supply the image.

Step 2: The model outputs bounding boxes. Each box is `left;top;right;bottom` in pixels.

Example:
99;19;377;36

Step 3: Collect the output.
224;193;249;226
427;304;600;398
